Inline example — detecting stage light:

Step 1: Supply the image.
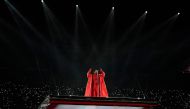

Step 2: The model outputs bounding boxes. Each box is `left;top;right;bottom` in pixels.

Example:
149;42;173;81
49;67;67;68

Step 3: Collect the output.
177;12;180;15
112;7;114;10
76;5;78;8
145;11;148;14
41;0;44;3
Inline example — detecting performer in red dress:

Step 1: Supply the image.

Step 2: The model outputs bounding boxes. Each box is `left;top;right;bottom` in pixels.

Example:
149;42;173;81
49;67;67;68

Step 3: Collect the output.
84;68;108;97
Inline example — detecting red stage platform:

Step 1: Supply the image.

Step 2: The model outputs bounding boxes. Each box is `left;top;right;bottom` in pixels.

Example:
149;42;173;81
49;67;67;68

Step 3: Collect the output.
39;96;160;109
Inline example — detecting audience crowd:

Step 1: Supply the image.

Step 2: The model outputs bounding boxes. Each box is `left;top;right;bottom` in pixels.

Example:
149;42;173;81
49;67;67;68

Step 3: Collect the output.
0;81;190;109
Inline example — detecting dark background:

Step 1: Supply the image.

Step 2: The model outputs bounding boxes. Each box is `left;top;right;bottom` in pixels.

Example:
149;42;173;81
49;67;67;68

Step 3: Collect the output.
0;0;190;90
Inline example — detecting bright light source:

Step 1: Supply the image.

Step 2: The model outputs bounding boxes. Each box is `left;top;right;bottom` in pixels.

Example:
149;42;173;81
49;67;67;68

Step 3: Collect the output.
41;0;44;3
145;11;148;14
112;7;114;10
177;12;180;15
76;5;78;8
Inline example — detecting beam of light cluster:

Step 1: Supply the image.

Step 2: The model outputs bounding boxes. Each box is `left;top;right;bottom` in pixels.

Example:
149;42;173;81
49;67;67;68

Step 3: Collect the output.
74;4;94;68
4;0;51;81
74;4;91;39
112;7;115;10
116;10;147;48
102;6;115;46
145;11;148;14
4;0;47;45
74;4;79;42
99;6;115;67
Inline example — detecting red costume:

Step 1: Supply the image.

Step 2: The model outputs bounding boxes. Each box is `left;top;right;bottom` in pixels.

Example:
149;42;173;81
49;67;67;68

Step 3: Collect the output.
84;68;108;97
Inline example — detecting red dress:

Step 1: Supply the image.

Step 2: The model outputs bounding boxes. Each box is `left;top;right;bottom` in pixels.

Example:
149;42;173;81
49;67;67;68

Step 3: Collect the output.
84;68;108;97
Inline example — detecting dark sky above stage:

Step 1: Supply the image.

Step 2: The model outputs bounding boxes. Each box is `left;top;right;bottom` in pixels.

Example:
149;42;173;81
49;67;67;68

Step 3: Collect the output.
0;0;190;89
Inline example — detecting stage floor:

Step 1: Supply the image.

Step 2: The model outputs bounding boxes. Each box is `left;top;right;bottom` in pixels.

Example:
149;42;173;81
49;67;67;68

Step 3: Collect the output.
39;96;160;109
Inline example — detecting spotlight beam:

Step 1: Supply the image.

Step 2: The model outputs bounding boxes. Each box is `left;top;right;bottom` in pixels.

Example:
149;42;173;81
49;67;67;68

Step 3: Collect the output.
4;0;47;45
116;10;147;48
112;7;114;10
145;11;148;14
102;6;115;51
136;12;180;52
42;0;70;44
74;5;92;44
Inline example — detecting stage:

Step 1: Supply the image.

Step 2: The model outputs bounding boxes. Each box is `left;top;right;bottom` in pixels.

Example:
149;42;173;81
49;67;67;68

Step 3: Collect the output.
39;96;160;109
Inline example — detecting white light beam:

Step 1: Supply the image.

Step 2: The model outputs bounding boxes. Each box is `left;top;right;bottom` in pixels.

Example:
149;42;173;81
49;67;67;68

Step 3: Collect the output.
112;7;114;10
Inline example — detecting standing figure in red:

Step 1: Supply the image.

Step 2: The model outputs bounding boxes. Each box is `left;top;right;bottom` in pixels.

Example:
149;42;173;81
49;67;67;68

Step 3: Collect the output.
84;68;109;97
